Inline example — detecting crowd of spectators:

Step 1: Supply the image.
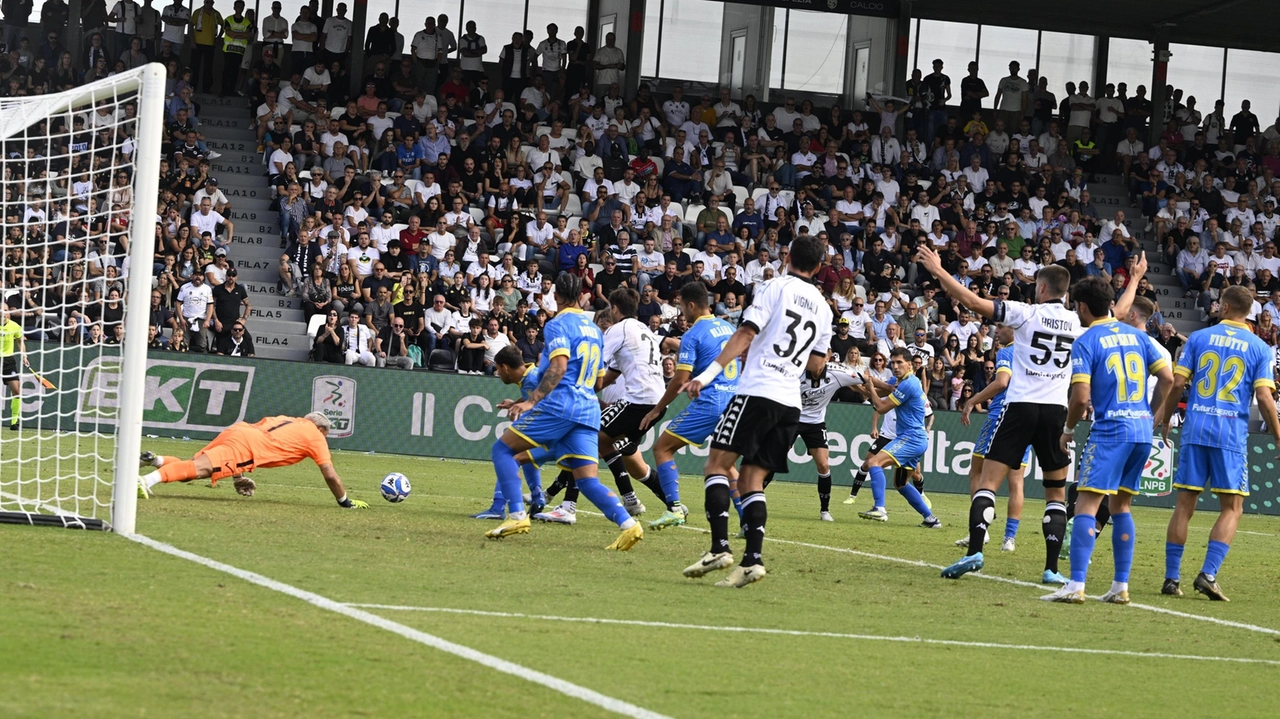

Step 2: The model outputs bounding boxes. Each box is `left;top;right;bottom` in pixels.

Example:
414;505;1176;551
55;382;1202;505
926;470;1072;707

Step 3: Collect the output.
4;2;1280;389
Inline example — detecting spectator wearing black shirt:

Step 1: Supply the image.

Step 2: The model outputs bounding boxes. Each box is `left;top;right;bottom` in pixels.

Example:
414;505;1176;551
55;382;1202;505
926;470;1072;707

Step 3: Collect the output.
515;325;543;363
651;260;687;303
636;286;663;324
210;268;250;345
215;322;256;357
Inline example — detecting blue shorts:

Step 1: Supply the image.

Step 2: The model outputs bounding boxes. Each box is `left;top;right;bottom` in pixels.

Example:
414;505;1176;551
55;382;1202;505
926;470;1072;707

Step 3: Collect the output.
510;406;598;464
882;432;928;472
974;413;1033;467
664;393;732;446
1173;444;1249;495
1077;439;1148;495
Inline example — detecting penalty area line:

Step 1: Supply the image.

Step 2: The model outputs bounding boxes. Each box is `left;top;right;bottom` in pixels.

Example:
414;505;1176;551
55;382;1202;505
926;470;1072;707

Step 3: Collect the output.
124;534;671;719
346;604;1280;666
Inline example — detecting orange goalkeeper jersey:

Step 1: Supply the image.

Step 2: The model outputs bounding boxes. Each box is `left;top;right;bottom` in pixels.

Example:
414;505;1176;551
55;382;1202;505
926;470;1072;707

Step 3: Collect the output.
239;416;333;469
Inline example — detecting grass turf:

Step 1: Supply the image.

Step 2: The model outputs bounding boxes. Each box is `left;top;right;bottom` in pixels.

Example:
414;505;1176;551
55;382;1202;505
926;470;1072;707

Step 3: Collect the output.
3;436;1280;718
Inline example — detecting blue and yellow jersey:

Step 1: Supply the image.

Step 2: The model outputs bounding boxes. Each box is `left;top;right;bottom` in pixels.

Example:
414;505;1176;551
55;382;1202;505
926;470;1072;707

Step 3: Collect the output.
1071;317;1169;443
1174;319;1276;453
986;346;1014;418
537;307;605;426
519;363;542;401
676;315;740;395
888;373;927;438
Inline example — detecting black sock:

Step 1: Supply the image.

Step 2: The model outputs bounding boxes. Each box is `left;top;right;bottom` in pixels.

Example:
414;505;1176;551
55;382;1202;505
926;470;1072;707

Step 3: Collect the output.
1043;501;1067;573
637;467;668;506
604;452;634;495
968;489;996;556
851;469;867;496
564;478;579;504
705;475;731;555
1094;500;1112;534
817;472;832;512
740;491;767;567
912;475;925;494
1066;484;1079;520
546;470;572;499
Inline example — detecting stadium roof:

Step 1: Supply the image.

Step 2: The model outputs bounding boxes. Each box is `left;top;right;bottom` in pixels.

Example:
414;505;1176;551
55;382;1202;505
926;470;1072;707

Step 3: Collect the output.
913;0;1280;54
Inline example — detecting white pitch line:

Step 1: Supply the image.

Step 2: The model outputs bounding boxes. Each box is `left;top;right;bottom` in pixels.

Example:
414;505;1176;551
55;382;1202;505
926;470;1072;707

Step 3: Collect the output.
125;534;671;719
347;604;1280;667
670;524;1280;638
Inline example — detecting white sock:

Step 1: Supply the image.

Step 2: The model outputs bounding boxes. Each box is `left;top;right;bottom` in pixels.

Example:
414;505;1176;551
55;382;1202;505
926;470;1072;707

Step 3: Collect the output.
619;517;637;530
563;501;576;512
151;455;165;467
143;470;163;489
1065;580;1086;593
1110;580;1129;594
510;510;527;521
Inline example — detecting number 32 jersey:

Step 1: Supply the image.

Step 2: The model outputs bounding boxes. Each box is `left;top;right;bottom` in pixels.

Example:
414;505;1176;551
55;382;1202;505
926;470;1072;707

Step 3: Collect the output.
738;275;833;409
994;299;1082;404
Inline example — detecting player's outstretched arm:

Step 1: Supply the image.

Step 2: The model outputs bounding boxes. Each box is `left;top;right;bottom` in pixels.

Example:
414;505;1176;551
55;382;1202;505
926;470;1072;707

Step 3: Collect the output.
914;244;996;319
320;463;368;508
1156;374;1188;442
859;375;898;414
510;355;567;419
684;325;756;399
961;371;1009;425
642;369;691;430
1061;381;1091;454
1255;386;1280;460
1113;250;1147;319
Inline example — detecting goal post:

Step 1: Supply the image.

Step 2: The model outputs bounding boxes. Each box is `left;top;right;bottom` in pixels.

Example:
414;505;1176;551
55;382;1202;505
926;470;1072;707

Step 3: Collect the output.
0;64;165;534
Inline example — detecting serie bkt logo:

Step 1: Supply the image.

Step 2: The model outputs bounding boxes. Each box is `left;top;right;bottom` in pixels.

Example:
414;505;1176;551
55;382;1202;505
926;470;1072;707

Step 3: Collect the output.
77;357;255;432
312;376;356;438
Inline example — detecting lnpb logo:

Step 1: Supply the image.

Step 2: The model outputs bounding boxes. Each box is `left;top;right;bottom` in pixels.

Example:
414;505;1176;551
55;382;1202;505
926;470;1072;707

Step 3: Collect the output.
312;376;356;438
1140;438;1175;496
76;357;255;432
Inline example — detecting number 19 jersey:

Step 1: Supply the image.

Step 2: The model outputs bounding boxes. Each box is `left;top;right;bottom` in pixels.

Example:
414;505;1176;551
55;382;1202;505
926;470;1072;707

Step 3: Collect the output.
994;299;1082;404
539;307;604;426
1070;317;1169;443
738;275;833;409
1175;319;1276;453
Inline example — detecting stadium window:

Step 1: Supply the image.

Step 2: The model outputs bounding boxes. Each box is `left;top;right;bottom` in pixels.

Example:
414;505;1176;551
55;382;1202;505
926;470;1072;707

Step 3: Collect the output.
653;0;724;84
1036;32;1096;100
1106;37;1154;98
1224;49;1280;123
1168;43;1226;113
401;0;464;58
912;19;978;82
641;0;661;78
536;0;591;43
976;25;1038;87
778;10;847;94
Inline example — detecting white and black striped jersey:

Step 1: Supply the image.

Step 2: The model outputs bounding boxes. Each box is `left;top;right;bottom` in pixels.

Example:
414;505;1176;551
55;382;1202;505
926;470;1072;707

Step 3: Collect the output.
995;299;1082;404
602;317;665;404
737;275;834;409
799;363;862;424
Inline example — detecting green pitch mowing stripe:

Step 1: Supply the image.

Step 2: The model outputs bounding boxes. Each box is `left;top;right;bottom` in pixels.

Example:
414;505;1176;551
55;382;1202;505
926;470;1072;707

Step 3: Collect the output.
126;533;670;719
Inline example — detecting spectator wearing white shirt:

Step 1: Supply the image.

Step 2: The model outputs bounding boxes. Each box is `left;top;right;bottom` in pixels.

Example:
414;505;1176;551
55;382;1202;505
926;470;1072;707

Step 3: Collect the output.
662;86;690;129
321;3;353;64
189;197;233;246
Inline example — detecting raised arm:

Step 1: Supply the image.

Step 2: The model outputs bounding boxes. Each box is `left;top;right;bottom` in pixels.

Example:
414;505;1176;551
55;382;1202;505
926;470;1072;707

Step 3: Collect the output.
916;244;996;318
1113;250;1147;319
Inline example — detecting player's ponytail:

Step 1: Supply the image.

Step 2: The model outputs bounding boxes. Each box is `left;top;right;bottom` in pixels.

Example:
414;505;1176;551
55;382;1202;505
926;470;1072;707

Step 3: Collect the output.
554;272;581;306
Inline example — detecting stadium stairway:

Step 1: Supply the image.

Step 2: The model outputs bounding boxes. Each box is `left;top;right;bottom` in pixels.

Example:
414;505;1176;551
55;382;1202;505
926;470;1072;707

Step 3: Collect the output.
194;94;312;361
1080;173;1207;336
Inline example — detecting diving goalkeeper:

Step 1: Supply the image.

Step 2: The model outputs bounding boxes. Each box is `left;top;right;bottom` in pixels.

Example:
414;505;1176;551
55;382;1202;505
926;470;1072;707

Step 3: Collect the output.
137;412;369;508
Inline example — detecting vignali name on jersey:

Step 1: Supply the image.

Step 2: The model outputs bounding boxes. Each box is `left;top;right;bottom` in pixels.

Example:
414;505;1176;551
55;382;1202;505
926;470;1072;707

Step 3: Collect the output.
738;276;834;408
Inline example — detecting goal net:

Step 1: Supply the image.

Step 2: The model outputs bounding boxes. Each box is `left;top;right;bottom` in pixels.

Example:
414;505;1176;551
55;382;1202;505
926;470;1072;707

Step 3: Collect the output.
0;65;165;534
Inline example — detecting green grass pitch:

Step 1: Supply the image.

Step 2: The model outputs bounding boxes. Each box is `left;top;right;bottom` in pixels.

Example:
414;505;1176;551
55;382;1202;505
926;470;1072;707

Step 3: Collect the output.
3;436;1280;718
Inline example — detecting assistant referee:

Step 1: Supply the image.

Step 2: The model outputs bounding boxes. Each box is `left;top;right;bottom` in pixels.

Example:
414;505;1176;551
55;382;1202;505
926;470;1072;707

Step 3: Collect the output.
0;306;29;431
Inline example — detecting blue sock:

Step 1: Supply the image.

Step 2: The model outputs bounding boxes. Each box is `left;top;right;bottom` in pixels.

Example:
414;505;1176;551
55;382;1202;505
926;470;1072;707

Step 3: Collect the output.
1004;518;1020;540
732;492;744;521
576;477;631;527
1202;540;1230;578
522;463;544;505
490;441;525;514
1110;512;1135;583
1165;541;1185;581
869;466;886;509
1069;515;1097;584
488;480;503;511
897;482;932;519
657;460;680;505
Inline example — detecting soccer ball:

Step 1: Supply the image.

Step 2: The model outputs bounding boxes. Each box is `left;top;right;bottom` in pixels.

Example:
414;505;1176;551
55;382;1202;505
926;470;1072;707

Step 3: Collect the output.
380;472;411;503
